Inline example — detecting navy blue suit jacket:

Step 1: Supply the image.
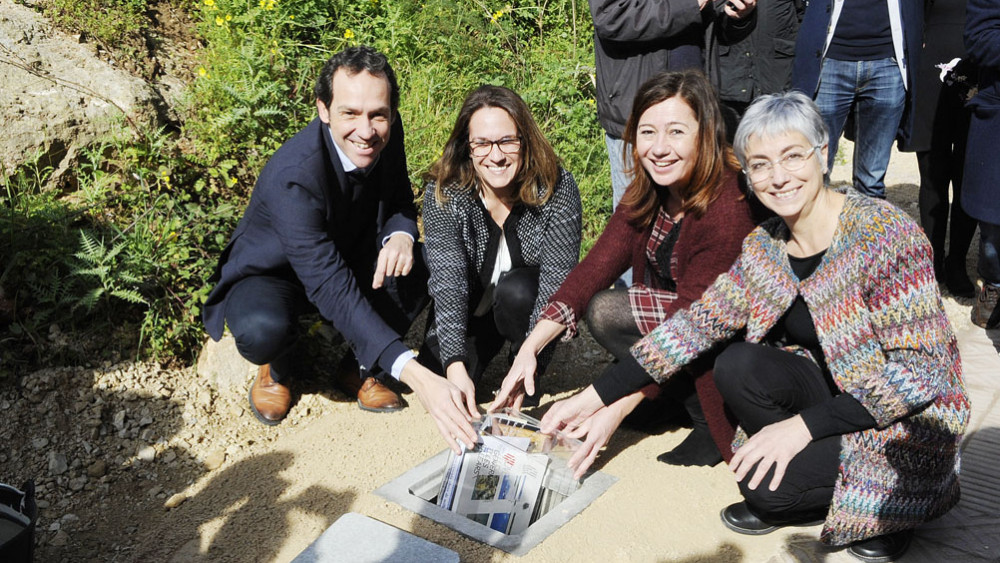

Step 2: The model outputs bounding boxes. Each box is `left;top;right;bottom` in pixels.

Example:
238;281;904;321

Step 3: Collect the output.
791;0;923;144
203;117;418;372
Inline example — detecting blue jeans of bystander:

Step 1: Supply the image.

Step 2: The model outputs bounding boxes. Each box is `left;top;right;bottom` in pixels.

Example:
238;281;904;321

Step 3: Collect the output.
814;57;905;199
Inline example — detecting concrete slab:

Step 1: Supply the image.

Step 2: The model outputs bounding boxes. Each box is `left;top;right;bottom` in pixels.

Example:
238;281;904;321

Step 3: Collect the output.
290;512;458;563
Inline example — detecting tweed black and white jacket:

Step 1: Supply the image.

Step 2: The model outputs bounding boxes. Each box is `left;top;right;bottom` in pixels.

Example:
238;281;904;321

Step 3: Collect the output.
422;168;582;369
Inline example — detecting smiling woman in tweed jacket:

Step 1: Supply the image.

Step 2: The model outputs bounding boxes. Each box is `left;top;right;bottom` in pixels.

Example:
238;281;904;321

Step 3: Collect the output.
542;91;970;562
418;85;582;414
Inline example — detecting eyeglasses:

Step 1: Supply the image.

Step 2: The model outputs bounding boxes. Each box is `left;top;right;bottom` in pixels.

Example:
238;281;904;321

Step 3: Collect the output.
469;137;521;157
744;145;822;184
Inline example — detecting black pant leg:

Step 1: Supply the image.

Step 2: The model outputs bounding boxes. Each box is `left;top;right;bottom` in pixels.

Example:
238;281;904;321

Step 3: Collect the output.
223;275;313;382
714;342;832;434
714;342;840;523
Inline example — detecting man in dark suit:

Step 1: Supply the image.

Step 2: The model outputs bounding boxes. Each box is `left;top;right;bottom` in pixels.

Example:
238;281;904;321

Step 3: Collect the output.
203;46;478;451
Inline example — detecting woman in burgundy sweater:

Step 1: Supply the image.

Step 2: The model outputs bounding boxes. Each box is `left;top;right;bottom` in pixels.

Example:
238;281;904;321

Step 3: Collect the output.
491;70;757;467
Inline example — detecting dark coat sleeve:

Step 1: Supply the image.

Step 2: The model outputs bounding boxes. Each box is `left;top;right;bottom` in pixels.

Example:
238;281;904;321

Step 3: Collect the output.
589;0;704;42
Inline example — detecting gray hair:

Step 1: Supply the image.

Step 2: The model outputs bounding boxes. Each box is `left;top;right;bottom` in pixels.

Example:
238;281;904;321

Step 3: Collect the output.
732;91;829;171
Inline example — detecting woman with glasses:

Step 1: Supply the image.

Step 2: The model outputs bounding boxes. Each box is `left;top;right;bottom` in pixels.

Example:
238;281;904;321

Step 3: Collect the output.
419;85;582;413
491;70;757;468
542;90;969;562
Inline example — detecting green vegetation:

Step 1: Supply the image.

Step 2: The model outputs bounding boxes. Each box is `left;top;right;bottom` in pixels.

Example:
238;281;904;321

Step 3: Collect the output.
0;0;609;372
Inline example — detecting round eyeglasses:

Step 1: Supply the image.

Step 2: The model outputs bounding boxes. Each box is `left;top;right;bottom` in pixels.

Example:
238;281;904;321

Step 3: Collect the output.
744;145;822;184
469;137;521;157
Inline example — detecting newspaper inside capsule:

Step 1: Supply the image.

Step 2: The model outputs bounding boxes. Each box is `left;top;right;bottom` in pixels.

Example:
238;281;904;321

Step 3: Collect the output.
435;409;583;536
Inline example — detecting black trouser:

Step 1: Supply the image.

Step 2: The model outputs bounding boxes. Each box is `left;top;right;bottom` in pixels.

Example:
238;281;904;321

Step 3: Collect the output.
918;148;975;274
223;246;429;382
419;267;540;382
713;342;839;524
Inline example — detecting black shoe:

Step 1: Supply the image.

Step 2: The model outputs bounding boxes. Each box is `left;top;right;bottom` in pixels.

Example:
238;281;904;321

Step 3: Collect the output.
847;529;913;563
720;502;779;535
720;502;824;536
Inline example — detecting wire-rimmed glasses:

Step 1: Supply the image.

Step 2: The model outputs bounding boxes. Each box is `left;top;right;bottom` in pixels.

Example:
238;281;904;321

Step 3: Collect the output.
744;145;822;184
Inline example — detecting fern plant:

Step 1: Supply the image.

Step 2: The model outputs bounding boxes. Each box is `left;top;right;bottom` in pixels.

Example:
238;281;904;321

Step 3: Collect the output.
71;230;148;312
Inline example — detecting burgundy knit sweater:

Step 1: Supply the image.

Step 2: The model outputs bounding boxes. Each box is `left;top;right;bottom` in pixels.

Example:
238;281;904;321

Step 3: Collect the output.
549;169;756;461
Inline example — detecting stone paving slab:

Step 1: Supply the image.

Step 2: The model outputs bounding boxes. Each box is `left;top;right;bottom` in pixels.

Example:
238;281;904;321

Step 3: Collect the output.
291;512;459;563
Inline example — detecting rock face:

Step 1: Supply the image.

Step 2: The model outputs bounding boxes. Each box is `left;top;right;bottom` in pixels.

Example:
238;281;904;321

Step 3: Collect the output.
0;0;161;185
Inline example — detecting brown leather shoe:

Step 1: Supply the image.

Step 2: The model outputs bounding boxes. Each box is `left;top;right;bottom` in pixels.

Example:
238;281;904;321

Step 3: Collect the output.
248;364;291;425
333;354;403;413
356;376;403;413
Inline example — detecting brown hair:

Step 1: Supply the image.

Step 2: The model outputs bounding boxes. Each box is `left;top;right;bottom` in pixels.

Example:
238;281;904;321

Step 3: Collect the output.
619;70;739;228
426;85;560;206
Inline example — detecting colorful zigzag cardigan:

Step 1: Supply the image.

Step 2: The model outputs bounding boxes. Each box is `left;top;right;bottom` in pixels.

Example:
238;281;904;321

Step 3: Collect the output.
632;191;970;545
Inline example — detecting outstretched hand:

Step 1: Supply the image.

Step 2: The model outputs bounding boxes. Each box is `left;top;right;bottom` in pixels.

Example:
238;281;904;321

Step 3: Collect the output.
729;414;811;491
489;347;538;412
539;385;604;436
446;363;480;419
400;360;480;455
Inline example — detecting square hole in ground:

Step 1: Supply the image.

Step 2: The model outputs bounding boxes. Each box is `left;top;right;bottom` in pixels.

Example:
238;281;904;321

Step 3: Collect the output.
374;449;616;556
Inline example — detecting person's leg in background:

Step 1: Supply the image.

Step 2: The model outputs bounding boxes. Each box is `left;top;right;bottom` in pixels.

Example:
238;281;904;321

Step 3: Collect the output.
850;57;905;199
605;134;633;287
973;221;1000;328
813;58;858;184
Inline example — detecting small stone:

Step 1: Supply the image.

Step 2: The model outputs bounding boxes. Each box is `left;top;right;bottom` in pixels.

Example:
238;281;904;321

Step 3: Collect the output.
147;485;162;498
48;522;61;532
32;437;49;449
203;449;225;470
137;446;156;462
87;460;107;478
113;410;127;430
48;452;68;476
68;476;87;491
164;492;187;509
50;530;69;546
161;450;177;464
61;513;79;523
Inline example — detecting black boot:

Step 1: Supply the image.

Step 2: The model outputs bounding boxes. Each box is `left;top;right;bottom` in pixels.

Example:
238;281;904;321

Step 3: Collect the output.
847;529;913;563
656;391;723;467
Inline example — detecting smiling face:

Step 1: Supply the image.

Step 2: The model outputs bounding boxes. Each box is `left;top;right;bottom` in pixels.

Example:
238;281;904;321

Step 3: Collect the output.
635;96;699;190
745;130;828;221
468;106;522;193
316;68;393;169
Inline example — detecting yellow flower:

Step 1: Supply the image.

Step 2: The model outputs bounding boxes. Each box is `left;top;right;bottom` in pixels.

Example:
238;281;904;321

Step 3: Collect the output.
204;0;214;6
344;29;355;39
288;14;294;19
228;177;238;186
215;15;224;26
197;67;208;77
225;14;232;21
